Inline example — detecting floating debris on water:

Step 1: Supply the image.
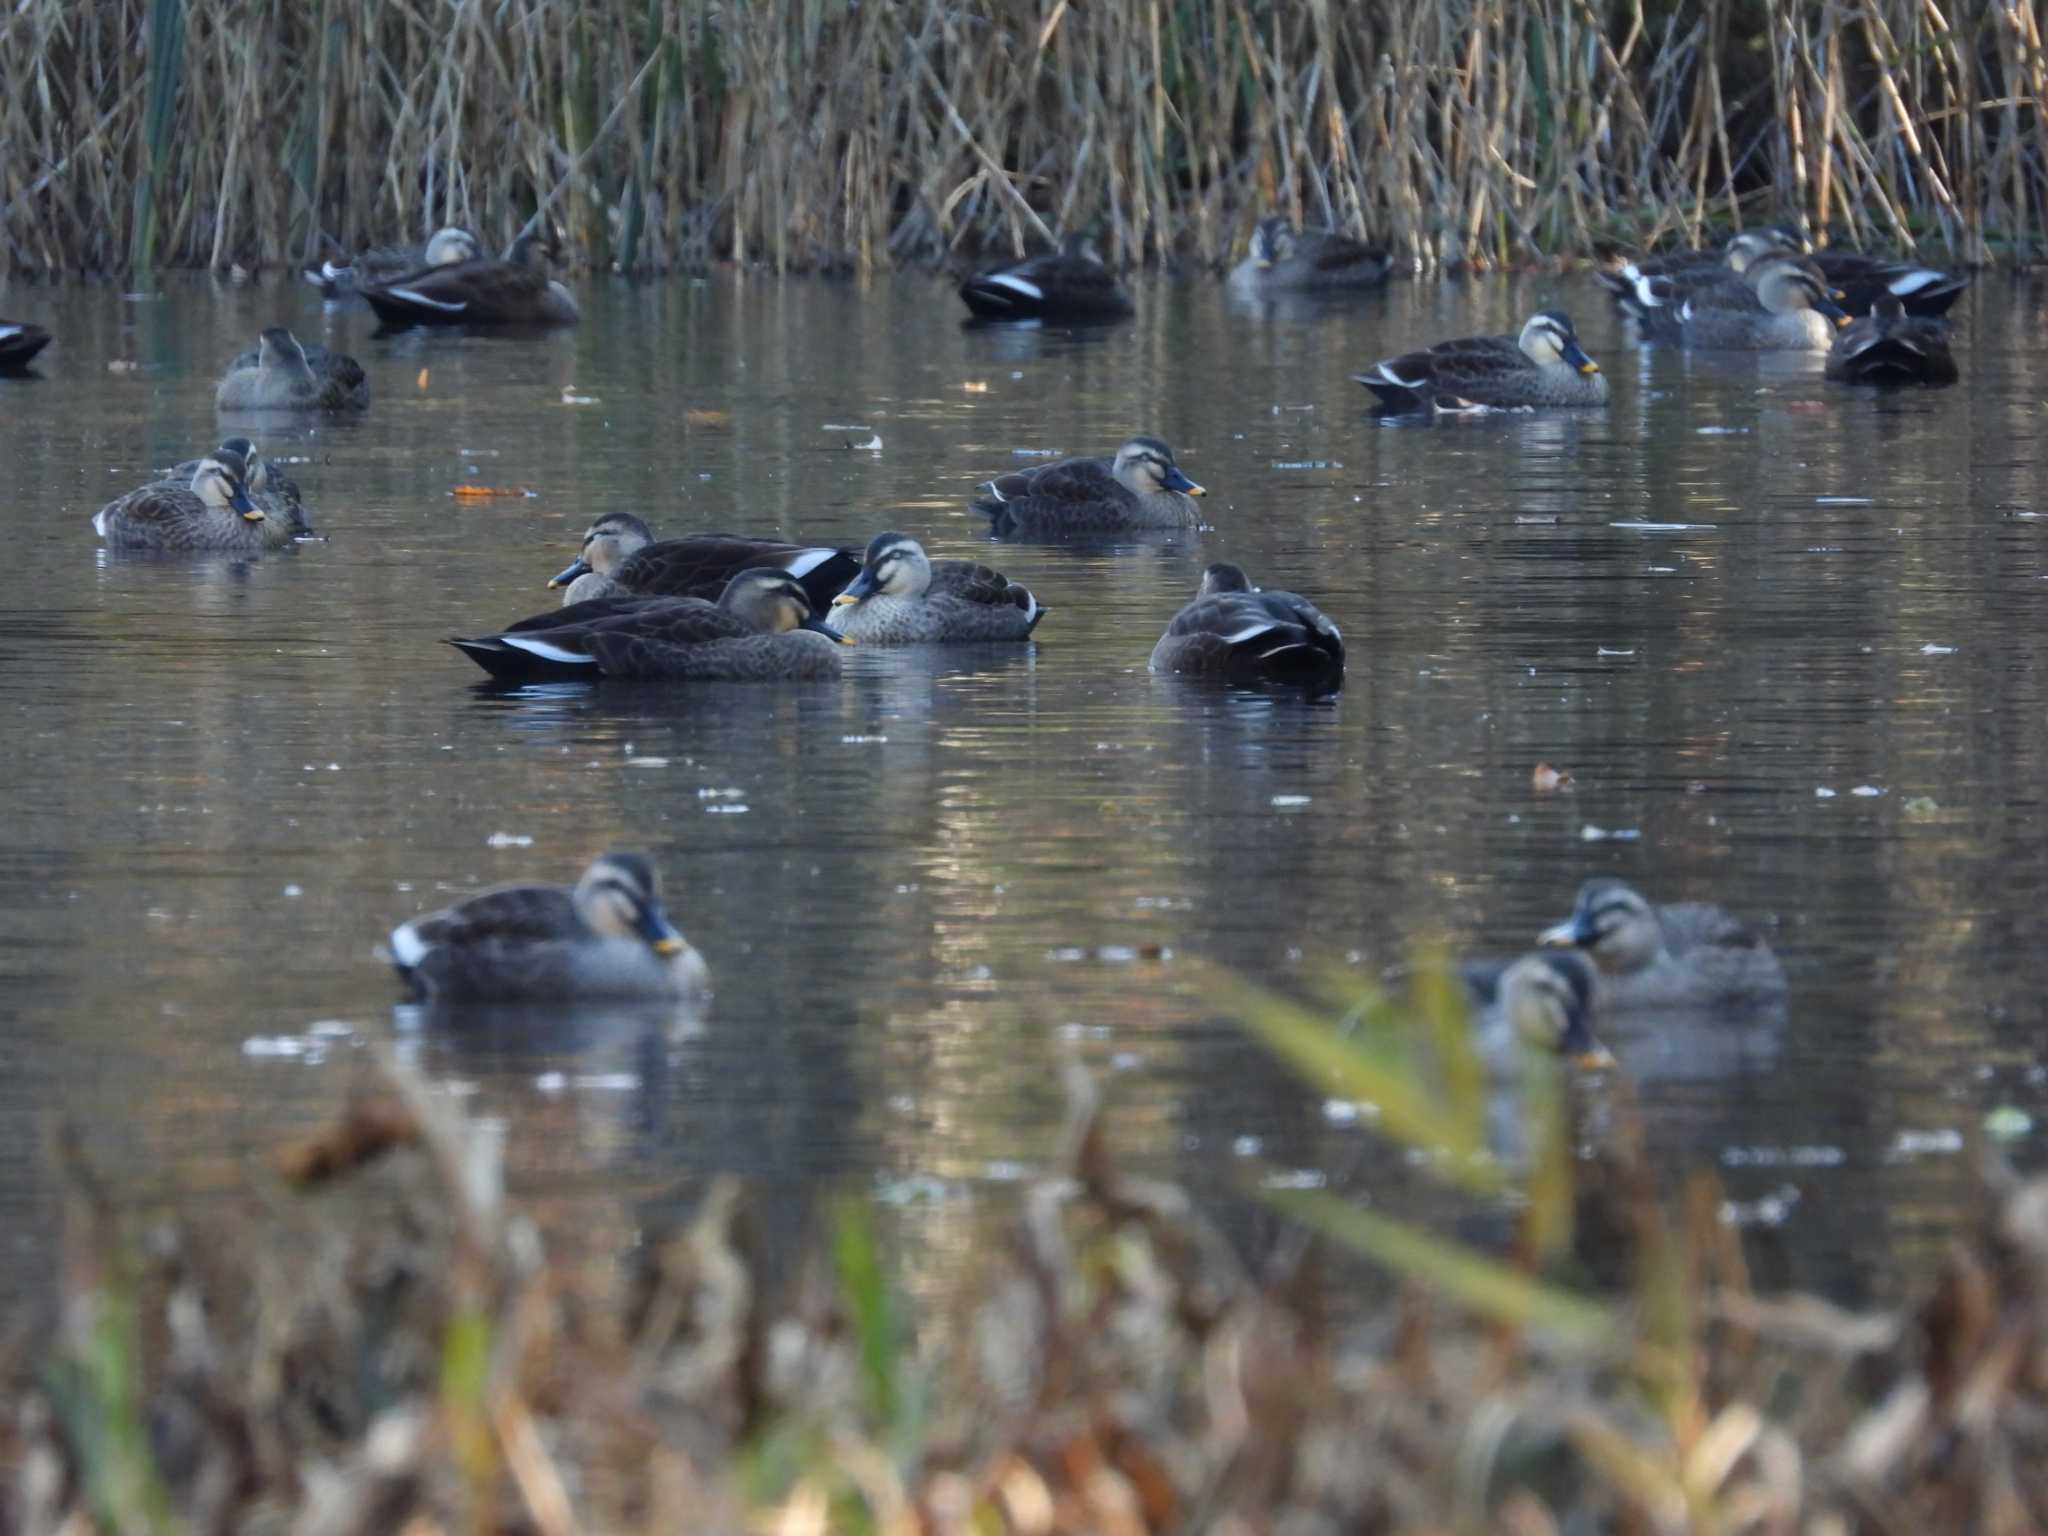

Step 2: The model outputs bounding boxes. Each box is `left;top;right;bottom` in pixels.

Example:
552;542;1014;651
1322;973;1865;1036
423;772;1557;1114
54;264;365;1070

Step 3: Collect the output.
1580;824;1641;842
1851;785;1884;797
1889;1127;1965;1160
1920;643;1955;655
1816;496;1873;505
840;734;889;744
485;831;534;847
1722;1145;1845;1167
1531;763;1573;792
1597;647;1635;657
1695;425;1749;435
1613;520;1718;531
1986;1107;2035;1142
1816;787;1838;799
1270;794;1312;808
1271;460;1341;470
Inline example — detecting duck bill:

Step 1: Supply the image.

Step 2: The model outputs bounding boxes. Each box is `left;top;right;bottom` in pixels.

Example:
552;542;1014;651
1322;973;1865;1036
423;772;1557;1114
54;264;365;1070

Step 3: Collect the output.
833;571;878;604
230;488;262;519
1570;1044;1617;1072
1816;295;1852;327
1538;915;1593;948
548;558;592;589
639;904;687;955
1164;466;1206;497
801;617;851;644
1565;341;1601;376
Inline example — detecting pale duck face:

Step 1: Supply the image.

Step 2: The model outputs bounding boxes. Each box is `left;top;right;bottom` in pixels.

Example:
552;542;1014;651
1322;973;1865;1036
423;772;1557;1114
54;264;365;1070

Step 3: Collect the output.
1517;312;1600;374
576;852;687;956
1538;878;1662;975
835;533;933;604
726;568;847;639
1112;437;1206;498
550;513;654;588
1499;951;1611;1068
190;458;262;520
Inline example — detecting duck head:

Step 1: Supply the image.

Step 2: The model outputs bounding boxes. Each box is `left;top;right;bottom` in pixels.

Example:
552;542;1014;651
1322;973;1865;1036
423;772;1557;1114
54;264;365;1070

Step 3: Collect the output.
425;227;482;266
1518;311;1601;375
1247;217;1298;268
1112;436;1205;498
575;851;688;956
550;512;656;588
1750;256;1851;326
1723;229;1800;274
257;326;314;378
724;568;847;640
1197;562;1255;596
1539;878;1663;976
1499;951;1613;1069
834;531;933;604
191;457;262;521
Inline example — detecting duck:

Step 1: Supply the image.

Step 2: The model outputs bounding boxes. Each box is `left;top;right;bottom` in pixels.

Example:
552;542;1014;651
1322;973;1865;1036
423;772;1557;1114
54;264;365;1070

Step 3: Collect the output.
1354;310;1607;413
1601;229;1798;302
216;327;369;410
1148;563;1343;687
386;850;709;1003
304;226;480;298
545;512;859;612
1825;296;1959;386
1227;216;1392;291
974;436;1206;534
1537;878;1787;1011
93;454;291;555
449;569;849;683
957;234;1132;321
1664;255;1851;351
162;438;315;537
1808;249;1970;318
1467;951;1613;1072
0;320;53;373
826;532;1043;643
361;234;579;327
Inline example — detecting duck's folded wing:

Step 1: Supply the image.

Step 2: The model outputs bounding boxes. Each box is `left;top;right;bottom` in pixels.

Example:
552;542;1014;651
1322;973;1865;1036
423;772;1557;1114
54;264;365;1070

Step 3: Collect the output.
930;559;1025;606
1029;254;1125;301
1657;902;1766;960
985;456;1121;504
501;595;673;634
417;887;587;948
1306;234;1390;274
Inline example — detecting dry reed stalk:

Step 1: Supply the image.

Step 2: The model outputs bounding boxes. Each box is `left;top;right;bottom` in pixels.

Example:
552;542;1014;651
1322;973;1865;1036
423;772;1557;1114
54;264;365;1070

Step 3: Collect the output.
1;0;2043;276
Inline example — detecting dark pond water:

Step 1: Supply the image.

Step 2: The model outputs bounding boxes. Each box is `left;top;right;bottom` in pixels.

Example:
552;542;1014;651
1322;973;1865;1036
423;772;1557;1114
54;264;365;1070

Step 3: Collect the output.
1;266;2044;1308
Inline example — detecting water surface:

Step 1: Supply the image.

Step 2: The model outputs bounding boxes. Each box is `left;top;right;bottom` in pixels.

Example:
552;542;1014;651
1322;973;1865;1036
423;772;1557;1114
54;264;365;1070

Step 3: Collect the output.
2;267;2044;1305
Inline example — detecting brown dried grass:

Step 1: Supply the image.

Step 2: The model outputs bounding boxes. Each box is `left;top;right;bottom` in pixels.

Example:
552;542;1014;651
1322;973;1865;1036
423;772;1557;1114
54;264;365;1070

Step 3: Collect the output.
2;0;2042;276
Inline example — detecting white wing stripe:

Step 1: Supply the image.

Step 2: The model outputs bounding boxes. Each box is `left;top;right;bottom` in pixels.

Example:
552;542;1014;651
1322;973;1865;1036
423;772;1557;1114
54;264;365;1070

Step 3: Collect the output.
986;273;1045;300
385;285;467;312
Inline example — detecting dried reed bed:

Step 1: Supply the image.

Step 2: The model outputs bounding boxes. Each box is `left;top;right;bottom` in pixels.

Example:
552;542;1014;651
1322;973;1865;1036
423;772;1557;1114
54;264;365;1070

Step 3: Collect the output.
1;0;2043;276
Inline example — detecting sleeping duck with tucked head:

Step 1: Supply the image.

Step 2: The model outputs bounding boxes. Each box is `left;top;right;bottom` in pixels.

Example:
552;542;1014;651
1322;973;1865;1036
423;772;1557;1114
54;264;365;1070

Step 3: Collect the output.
93;454;293;556
451;568;849;683
546;511;858;612
216;326;369;411
386;850;709;1003
161;437;317;537
1538;877;1787;1012
1355;311;1607;413
361;233;580;327
1228;216;1393;292
975;435;1206;534
957;233;1132;322
826;533;1042;643
1471;951;1613;1073
1149;563;1343;687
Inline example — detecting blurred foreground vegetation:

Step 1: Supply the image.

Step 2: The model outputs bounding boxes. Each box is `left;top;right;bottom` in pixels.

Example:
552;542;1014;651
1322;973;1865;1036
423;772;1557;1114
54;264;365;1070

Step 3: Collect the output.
2;0;2044;276
8;964;2047;1533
